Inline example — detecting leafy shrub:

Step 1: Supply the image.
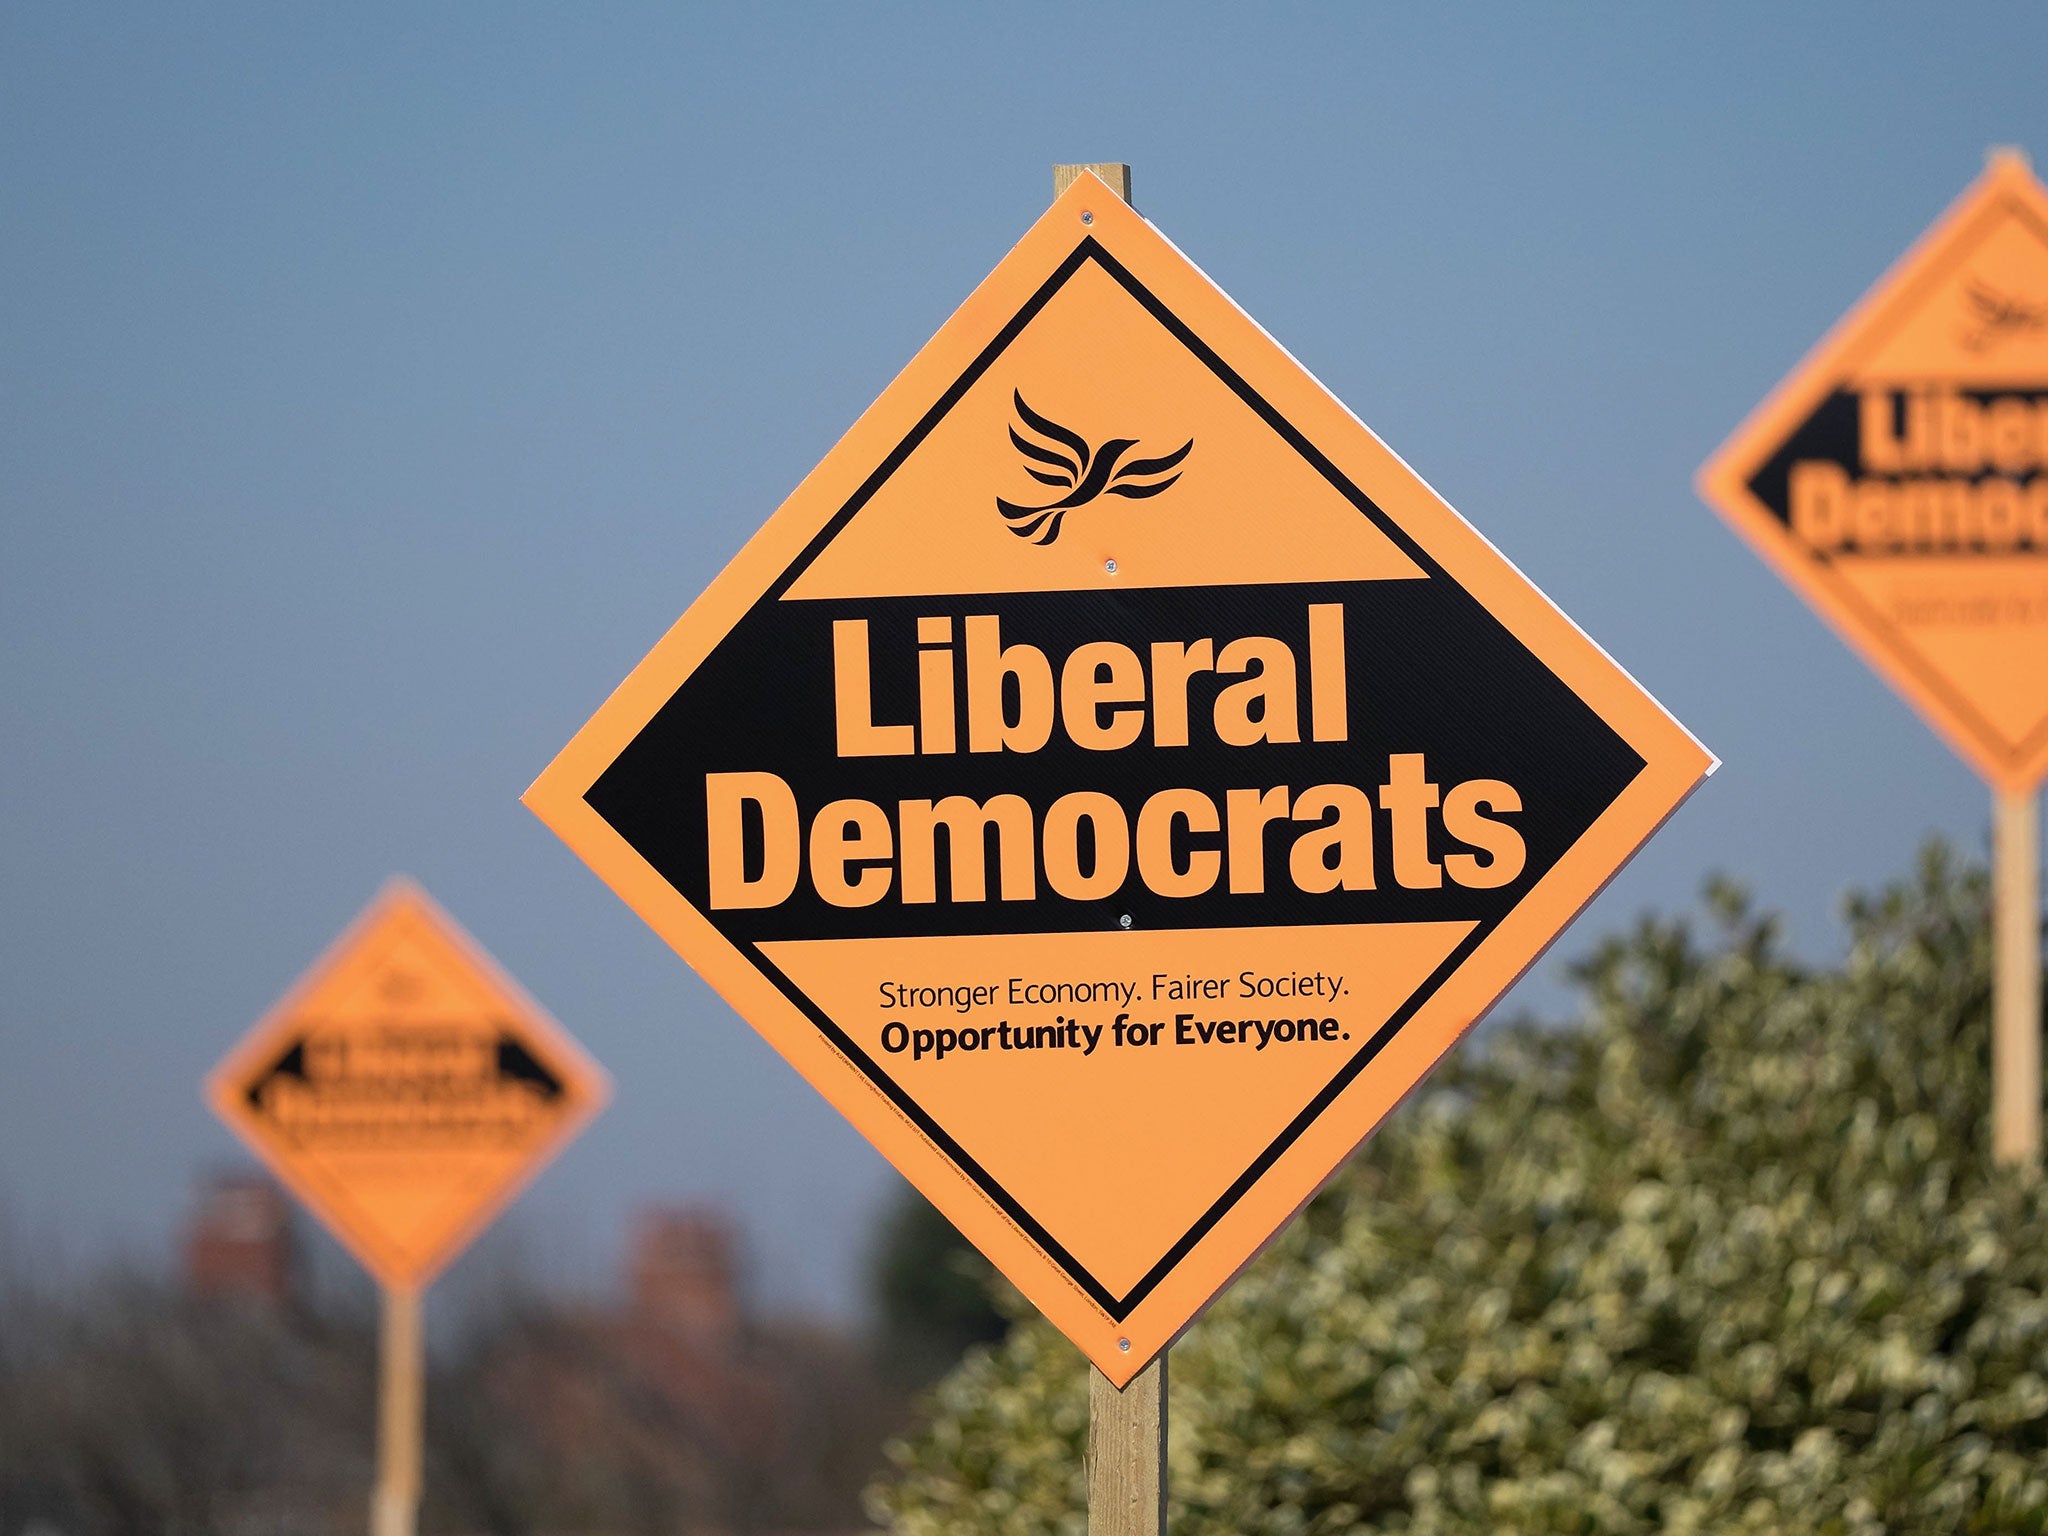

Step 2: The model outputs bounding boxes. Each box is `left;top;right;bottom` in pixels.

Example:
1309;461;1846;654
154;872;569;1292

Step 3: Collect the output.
869;847;2048;1534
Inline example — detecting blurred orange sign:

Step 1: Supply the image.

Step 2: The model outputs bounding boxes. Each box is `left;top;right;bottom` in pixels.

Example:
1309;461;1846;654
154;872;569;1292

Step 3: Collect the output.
1701;150;2048;793
526;172;1712;1382
206;880;608;1291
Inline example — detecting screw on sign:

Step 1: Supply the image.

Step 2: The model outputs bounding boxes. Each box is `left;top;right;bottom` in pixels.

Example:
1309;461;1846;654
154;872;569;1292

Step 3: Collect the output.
1698;148;2048;1173
524;164;1712;1529
205;879;608;1536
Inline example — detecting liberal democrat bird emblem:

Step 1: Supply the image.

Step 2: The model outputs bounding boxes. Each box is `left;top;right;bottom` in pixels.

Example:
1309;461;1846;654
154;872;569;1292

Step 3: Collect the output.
997;391;1192;546
1959;278;2048;353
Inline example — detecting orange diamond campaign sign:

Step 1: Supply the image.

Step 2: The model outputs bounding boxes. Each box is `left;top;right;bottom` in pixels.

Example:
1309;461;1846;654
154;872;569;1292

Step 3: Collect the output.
1701;150;2048;793
526;173;1712;1381
206;880;608;1291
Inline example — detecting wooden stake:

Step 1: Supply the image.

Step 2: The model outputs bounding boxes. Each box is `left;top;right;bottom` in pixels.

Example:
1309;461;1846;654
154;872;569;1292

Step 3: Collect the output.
1055;162;1133;206
1089;1357;1167;1536
1049;159;1164;1536
1993;787;2041;1171
371;1285;424;1536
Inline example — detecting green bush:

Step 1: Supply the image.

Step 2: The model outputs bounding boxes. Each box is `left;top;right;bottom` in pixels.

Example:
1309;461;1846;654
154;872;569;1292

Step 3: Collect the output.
868;847;2048;1534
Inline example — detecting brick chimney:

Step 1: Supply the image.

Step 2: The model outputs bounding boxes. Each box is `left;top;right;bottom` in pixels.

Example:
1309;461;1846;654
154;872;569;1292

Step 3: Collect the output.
184;1173;296;1305
627;1206;742;1348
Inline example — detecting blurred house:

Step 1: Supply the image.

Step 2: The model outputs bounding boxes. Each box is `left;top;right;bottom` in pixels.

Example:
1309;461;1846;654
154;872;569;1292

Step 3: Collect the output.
101;1178;890;1532
447;1203;892;1534
630;1205;744;1349
182;1172;297;1307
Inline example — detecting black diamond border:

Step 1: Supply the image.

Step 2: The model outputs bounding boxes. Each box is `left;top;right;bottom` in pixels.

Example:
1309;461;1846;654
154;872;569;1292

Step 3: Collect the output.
605;236;1638;1321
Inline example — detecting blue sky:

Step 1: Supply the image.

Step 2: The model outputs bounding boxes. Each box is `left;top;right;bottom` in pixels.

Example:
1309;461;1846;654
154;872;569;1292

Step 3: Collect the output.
6;3;2048;1318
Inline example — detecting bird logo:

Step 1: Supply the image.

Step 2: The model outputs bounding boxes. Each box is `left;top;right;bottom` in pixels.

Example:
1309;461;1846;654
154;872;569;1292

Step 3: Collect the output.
1959;278;2048;353
996;391;1192;546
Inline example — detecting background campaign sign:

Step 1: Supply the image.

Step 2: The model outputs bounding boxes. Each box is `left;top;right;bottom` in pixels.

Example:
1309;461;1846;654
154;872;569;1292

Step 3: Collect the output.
526;172;1712;1382
1700;150;2048;793
207;879;608;1291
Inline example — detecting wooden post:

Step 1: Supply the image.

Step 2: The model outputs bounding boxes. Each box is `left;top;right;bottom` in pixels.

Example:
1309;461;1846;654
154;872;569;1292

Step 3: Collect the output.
1050;160;1164;1536
1055;162;1133;206
1993;787;2041;1171
1089;1357;1167;1536
371;1285;424;1536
